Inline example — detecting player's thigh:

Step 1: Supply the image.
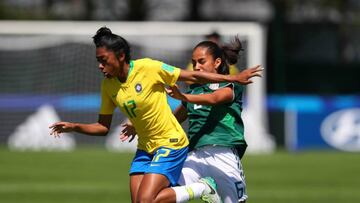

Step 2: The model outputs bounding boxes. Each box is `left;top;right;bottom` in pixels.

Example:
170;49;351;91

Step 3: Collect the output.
137;173;170;202
214;168;247;203
205;146;248;203
129;149;153;203
178;152;202;185
130;174;143;203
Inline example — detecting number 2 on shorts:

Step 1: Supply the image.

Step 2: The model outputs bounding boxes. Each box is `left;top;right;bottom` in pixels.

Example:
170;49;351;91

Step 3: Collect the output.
153;148;170;162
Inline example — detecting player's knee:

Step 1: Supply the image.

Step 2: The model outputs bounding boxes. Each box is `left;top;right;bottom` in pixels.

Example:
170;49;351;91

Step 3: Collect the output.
136;193;155;203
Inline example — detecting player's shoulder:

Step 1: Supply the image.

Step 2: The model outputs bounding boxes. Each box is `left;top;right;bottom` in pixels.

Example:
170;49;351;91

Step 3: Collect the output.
231;83;244;98
133;58;162;71
133;58;159;65
134;57;150;63
101;77;116;85
233;83;244;90
101;77;110;84
100;77;116;92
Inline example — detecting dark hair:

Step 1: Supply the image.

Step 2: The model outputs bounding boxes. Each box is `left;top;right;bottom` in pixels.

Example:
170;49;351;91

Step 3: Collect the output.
93;27;131;63
194;36;243;74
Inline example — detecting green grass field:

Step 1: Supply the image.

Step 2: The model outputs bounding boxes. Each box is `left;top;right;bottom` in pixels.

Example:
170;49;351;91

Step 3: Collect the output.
1;146;359;203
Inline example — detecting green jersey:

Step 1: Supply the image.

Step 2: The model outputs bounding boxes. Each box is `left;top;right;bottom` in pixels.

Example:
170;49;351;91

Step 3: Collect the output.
183;82;247;154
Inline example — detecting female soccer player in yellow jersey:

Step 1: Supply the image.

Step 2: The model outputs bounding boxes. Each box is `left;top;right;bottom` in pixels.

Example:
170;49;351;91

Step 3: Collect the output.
49;27;262;203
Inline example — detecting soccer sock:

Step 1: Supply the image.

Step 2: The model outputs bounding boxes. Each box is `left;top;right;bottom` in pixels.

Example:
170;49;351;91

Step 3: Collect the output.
172;182;206;203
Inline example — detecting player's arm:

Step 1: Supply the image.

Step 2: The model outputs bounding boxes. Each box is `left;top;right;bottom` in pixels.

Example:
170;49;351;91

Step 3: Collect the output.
178;65;262;85
173;104;188;123
120;119;137;142
49;114;112;137
167;85;233;105
119;105;188;142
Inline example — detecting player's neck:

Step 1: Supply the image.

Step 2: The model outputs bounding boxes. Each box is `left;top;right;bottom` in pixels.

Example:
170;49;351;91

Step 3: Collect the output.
117;62;130;83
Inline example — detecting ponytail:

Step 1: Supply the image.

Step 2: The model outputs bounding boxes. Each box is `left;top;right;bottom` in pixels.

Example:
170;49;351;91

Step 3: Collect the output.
222;36;243;66
217;36;243;74
92;26;131;63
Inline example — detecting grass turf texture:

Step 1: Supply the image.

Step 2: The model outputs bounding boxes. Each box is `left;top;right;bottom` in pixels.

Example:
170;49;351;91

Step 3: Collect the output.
0;146;359;203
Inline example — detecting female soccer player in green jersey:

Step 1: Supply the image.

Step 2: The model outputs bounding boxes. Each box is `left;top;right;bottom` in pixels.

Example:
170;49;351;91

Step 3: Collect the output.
164;37;250;203
49;27;261;203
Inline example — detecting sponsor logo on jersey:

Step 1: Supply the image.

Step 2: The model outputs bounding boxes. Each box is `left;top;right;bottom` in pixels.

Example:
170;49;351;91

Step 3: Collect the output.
169;138;178;143
135;83;142;93
209;83;220;90
150;164;160;167
320;108;360;151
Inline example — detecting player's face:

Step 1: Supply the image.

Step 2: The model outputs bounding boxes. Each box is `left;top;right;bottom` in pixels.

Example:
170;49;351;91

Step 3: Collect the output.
191;47;221;73
96;47;122;78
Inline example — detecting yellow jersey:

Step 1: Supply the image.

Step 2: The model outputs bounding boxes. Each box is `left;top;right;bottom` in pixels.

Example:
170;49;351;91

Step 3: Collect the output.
100;58;189;153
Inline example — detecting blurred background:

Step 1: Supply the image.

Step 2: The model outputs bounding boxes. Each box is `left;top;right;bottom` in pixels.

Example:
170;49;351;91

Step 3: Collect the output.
0;0;360;203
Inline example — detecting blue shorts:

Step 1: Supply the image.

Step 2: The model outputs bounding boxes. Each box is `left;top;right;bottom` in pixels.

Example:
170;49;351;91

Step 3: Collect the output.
130;147;188;186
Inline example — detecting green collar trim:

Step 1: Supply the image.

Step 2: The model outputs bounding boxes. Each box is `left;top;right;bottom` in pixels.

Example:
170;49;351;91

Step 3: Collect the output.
128;60;134;79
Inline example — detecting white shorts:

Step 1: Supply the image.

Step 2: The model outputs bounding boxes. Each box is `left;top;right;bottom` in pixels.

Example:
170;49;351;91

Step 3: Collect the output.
178;145;247;203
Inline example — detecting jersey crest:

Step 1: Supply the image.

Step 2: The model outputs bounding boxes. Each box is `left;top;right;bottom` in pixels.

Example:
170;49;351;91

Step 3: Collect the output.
135;83;142;93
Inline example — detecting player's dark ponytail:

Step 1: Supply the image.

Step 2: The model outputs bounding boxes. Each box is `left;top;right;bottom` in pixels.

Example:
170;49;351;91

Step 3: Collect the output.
222;36;243;66
92;26;131;63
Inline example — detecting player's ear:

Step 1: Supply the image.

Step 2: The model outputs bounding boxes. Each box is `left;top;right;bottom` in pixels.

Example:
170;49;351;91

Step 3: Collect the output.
116;52;125;61
214;57;221;71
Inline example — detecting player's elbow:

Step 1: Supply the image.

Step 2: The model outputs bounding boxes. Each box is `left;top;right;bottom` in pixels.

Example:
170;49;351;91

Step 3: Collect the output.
95;124;110;136
101;127;111;136
98;131;109;136
209;95;232;105
182;71;206;84
93;129;108;136
207;99;218;105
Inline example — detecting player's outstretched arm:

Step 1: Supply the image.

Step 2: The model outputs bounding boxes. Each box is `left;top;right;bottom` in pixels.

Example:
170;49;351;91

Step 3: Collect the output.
49;114;112;137
178;65;262;85
167;84;233;106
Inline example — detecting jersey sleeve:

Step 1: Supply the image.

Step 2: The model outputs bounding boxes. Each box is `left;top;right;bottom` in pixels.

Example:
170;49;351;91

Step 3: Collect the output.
99;80;116;115
182;86;194;108
145;58;181;86
233;83;244;101
218;82;233;89
225;83;236;103
208;82;236;103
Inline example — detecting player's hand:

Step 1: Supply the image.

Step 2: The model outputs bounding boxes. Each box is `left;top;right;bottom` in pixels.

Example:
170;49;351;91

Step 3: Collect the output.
166;84;186;101
234;65;263;85
49;122;75;138
120;121;137;142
